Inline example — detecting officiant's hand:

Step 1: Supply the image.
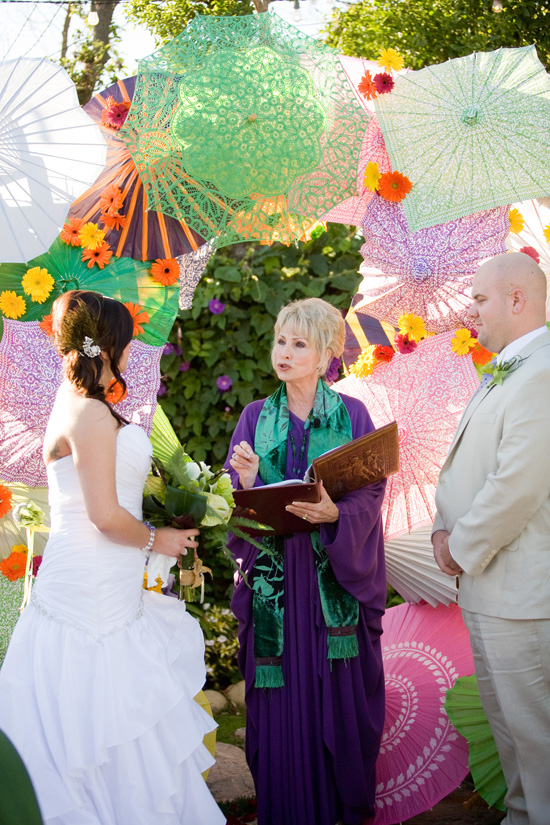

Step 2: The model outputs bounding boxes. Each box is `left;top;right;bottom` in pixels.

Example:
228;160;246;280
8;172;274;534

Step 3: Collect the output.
229;441;260;490
286;481;339;524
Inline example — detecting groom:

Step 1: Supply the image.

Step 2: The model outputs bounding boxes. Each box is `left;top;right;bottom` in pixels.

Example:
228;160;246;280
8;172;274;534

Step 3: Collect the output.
432;252;550;825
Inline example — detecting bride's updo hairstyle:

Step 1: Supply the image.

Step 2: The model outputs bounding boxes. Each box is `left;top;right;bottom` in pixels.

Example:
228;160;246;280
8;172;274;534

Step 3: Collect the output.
273;298;345;378
52;290;133;420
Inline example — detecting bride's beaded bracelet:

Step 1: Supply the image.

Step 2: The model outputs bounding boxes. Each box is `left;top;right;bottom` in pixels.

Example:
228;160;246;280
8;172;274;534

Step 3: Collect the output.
141;521;156;553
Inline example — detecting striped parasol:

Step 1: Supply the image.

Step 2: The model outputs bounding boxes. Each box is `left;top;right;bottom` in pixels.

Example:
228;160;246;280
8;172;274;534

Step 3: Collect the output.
67;76;206;261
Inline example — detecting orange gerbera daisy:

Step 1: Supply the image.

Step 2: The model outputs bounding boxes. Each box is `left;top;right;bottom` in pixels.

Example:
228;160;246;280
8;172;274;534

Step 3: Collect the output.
39;314;54;337
101;211;127;231
0;483;13;519
151;258;180;286
60;217;85;246
0;549;27;581
82;242;113;269
124;302;150;336
358;71;378;100
99;183;124;216
105;378;128;404
471;341;494;366
378;171;413;203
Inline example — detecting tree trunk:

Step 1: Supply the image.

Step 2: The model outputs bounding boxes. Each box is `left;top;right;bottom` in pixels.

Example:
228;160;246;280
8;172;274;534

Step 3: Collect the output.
60;2;72;60
251;0;271;12
90;0;119;70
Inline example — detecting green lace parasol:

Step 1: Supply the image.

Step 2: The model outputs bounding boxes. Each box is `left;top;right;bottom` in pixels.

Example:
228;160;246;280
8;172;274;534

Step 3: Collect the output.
375;45;550;233
121;12;370;247
0;238;178;346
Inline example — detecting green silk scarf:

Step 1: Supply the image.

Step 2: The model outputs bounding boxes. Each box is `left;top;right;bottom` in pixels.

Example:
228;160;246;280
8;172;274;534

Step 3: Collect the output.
251;379;359;689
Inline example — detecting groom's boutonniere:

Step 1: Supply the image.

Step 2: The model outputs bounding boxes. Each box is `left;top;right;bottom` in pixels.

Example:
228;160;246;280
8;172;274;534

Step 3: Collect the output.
481;355;523;388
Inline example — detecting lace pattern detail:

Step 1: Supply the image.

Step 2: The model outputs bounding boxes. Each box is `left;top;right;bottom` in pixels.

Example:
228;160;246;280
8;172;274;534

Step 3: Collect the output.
121;12;370;247
375;45;550;232
356;198;509;333
0;320;162;486
30;590;144;644
336;332;478;539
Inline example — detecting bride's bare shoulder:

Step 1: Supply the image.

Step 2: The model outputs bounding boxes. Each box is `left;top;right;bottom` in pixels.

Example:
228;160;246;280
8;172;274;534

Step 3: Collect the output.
44;384;117;464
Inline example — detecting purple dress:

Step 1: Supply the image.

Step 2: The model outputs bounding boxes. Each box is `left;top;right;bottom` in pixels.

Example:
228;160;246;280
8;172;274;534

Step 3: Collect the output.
226;392;387;825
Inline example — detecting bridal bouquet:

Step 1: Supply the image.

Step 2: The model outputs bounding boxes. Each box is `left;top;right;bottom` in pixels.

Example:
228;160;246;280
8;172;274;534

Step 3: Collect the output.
143;407;267;602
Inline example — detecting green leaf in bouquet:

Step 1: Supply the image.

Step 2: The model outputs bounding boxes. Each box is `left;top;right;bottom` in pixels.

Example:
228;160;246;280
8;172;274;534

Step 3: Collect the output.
165;485;207;525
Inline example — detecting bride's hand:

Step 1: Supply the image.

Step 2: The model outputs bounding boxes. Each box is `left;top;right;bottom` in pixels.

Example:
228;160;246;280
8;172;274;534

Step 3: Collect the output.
153;526;200;557
229;440;259;490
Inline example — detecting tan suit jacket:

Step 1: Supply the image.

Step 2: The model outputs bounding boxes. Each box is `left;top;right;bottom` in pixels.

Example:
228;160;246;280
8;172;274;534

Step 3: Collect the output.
433;331;550;619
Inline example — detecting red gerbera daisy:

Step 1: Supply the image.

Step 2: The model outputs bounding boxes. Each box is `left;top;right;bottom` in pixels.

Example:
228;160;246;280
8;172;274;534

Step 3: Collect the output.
372;345;395;364
471;341;494;366
0;483;13;519
373;72;395;95
378;171;413;203
0;549;27;581
99;183;124;216
81;242;113;269
151;258;180;286
105;378;128;404
60;217;85;246
394;333;417;354
101;211;127;231
358;71;378;100
124;302;150;336
39;314;54;337
519;246;540;263
101;97;131;130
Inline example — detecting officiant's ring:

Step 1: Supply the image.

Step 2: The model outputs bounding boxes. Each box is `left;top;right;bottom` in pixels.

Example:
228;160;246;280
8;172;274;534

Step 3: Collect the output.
302;514;308;520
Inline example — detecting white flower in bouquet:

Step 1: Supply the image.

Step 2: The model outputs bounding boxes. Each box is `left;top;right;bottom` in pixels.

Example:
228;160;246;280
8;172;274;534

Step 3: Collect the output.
210;471;235;507
200;492;232;527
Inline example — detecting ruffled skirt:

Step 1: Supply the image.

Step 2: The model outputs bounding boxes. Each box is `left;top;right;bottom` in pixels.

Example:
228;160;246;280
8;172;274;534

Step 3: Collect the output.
0;589;225;825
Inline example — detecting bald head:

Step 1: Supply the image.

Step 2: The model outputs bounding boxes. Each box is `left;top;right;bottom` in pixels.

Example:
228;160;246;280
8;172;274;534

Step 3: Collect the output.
468;253;547;353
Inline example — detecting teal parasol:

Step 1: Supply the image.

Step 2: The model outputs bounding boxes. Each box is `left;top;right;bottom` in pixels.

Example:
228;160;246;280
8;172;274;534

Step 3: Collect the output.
120;12;370;247
375;45;550;233
445;674;507;812
0;237;178;346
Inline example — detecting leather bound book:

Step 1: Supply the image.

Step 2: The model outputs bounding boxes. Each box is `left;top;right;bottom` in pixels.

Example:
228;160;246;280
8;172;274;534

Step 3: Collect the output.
310;420;399;501
233;481;321;536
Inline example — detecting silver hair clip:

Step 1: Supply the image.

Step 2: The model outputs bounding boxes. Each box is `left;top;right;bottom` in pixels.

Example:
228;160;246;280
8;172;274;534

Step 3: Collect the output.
81;336;101;358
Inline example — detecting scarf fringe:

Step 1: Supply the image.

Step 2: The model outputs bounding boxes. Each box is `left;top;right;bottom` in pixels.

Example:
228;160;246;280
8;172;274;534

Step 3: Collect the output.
327;634;359;660
255;664;284;689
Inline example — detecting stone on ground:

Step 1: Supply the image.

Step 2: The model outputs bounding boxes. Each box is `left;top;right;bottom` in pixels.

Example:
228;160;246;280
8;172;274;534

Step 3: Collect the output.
207;742;255;802
224;680;246;707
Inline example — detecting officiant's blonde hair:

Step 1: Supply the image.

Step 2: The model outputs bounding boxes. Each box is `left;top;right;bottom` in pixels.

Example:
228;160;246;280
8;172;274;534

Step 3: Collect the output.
273;298;345;377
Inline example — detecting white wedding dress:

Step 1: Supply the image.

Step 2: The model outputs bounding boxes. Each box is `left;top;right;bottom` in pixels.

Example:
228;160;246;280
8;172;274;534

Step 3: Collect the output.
0;424;225;825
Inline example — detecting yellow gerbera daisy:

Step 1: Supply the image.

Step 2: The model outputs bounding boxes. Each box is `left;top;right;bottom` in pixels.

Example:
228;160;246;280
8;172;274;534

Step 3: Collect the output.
508;208;524;235
21;266;55;304
397;313;427;342
364;161;381;192
349;346;377;378
0;290;26;319
378;48;404;73
11;544;28;554
78;222;106;251
543;224;550;244
451;328;476;356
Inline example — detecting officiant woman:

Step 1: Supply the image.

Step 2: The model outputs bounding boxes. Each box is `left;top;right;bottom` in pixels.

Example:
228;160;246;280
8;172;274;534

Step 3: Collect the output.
226;297;387;825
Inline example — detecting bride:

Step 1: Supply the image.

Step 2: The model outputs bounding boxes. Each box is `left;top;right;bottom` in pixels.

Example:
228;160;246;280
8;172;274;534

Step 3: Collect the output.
0;290;225;825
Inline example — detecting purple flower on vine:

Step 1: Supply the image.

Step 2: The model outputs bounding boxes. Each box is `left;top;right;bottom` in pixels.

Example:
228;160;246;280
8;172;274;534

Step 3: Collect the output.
163;343;175;355
157;382;167;396
216;375;232;392
209;298;226;315
179;360;191;372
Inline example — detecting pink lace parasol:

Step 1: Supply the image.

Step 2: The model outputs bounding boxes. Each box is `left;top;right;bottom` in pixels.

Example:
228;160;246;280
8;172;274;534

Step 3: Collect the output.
374;602;474;825
337;332;478;540
0;320;162;487
356;198;509;333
